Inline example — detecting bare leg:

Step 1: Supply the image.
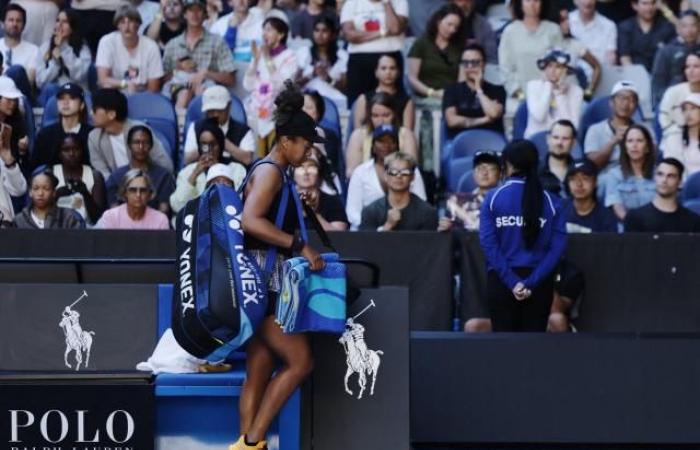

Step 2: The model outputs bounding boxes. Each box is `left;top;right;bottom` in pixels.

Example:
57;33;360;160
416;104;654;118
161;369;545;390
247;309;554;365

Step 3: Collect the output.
239;335;276;436
246;316;313;443
547;293;572;333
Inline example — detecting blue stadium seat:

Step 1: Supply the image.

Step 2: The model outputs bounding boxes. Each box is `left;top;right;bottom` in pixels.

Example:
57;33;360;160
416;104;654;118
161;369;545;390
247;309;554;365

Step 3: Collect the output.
345;100;357;150
456;170;477;193
450;129;507;160
22;96;35;158
512;101;528;140
684;198;700;215
579;96;644;142
682;172;700;201
529;130;584;162
151;127;173;164
127;93;178;164
447;156;473;192
320;96;341;143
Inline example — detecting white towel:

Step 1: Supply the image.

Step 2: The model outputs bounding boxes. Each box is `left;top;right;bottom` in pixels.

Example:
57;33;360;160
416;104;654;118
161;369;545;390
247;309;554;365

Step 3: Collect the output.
136;329;208;374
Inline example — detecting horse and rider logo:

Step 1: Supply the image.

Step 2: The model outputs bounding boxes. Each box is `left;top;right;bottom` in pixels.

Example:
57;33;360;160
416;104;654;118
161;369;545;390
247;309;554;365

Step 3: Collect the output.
58;290;95;371
339;299;383;400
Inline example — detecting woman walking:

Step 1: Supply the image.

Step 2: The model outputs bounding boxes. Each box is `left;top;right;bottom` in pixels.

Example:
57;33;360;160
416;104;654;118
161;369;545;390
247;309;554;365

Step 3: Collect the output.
234;81;325;450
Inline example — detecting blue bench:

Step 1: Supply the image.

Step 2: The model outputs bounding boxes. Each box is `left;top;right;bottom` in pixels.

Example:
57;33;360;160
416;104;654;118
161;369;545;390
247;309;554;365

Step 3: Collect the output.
155;284;300;450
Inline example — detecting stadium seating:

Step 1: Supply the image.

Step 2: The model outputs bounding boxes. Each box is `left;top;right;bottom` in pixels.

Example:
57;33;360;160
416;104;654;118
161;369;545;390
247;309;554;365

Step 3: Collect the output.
512;101;528;140
127;93;178;165
682;172;700;201
449;129;507;160
683;198;700;215
593;64;652;118
447;156;473;193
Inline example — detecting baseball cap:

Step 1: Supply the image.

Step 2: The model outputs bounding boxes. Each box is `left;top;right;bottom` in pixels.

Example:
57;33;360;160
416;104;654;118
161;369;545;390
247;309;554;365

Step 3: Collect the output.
205;163;237;185
372;124;398;141
682;93;700;108
473;150;501;168
202;85;231;112
56;82;84;101
566;159;598;179
182;0;206;10
536;48;571;71
611;80;638;97
0;76;22;100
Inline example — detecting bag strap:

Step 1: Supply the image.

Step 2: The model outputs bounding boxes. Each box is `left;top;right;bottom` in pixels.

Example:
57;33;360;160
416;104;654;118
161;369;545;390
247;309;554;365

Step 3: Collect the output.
301;200;336;252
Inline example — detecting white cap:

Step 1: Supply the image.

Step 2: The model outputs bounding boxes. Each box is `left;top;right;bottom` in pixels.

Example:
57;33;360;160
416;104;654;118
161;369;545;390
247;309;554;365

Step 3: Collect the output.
610;80;638;97
0;76;23;99
265;8;290;25
682;93;700;108
202;85;231;112
205;163;237;185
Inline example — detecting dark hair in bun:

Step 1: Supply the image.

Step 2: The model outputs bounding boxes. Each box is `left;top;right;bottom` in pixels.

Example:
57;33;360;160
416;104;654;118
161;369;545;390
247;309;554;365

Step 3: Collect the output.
274;79;304;131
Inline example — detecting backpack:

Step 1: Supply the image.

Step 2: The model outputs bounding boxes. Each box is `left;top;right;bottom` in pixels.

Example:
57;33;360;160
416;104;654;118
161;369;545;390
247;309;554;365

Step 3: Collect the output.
171;161;288;361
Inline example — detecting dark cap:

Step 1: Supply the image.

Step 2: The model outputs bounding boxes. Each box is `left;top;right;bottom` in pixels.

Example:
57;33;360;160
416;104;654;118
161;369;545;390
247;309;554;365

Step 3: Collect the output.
473;150;500;168
182;0;206;10
372;124;398;141
566;159;598;179
56;82;84;101
276;111;325;144
537;48;571;71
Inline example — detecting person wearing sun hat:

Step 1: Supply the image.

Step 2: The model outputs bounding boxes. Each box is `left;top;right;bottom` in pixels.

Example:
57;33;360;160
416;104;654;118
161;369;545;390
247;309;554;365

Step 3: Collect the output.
0;75;30;171
660;92;700;180
0;76;26;224
524;48;583;138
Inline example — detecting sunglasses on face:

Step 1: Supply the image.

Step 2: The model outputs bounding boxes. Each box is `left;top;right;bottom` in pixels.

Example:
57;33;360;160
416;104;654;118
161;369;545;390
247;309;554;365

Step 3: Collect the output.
387;169;412;177
461;59;483;67
127;186;151;194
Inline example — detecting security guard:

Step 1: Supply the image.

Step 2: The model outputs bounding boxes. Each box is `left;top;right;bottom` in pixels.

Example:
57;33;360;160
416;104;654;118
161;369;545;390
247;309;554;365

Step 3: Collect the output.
479;140;568;331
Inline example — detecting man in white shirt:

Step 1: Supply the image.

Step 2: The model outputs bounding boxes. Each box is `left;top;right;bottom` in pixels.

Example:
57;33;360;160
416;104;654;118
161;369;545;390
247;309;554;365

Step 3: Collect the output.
88;88;173;178
182;85;255;166
96;4;164;94
0;4;39;88
569;0;617;65
210;0;264;63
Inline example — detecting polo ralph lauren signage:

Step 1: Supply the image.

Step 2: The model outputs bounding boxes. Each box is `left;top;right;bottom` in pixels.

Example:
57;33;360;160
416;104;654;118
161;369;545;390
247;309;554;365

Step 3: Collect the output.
0;284;157;371
0;381;154;450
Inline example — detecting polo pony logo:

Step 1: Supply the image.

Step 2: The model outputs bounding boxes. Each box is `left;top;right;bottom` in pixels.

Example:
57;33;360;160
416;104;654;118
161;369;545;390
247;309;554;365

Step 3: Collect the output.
339;299;383;399
58;290;95;371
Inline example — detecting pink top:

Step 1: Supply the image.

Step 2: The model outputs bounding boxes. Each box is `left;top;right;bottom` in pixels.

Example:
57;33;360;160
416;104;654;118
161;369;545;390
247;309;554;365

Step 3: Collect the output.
97;204;169;230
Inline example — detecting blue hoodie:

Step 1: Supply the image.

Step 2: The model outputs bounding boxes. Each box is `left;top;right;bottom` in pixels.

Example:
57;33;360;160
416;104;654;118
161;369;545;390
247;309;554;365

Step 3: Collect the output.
479;177;567;290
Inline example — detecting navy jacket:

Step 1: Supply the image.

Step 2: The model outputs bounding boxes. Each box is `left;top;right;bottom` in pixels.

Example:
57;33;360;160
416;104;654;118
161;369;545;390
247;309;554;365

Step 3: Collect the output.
479;177;567;290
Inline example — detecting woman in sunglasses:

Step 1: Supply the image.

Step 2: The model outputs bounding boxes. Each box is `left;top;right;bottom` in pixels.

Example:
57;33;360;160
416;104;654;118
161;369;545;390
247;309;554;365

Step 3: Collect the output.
524;48;583;138
443;43;506;139
96;168;169;230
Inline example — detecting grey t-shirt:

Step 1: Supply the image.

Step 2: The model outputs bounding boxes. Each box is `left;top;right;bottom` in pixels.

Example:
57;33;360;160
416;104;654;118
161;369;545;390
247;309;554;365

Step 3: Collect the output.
584;120;620;170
